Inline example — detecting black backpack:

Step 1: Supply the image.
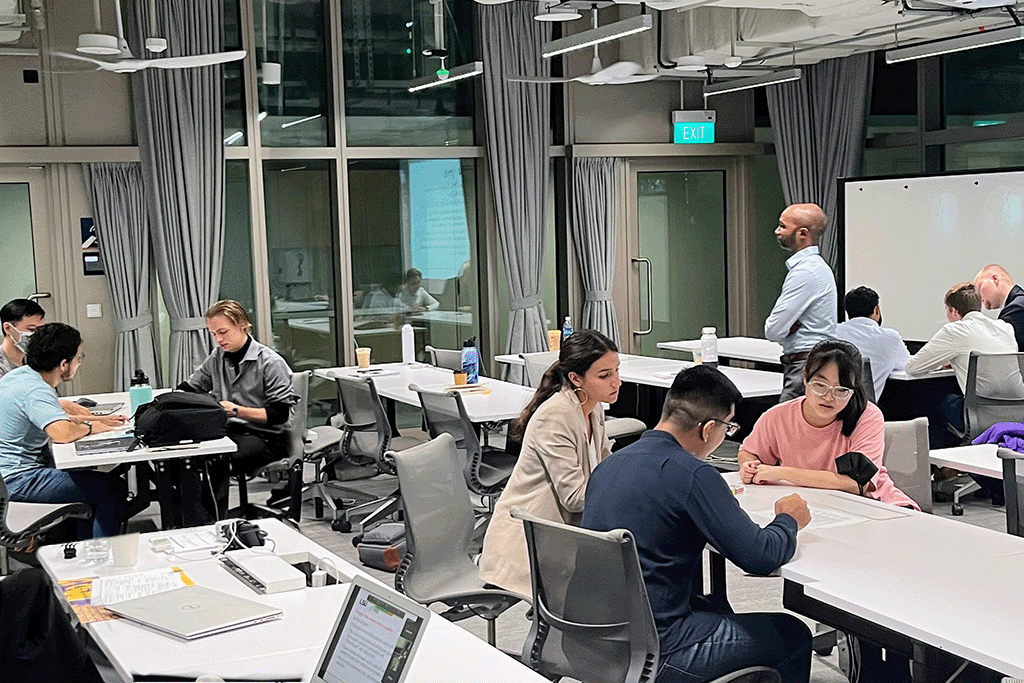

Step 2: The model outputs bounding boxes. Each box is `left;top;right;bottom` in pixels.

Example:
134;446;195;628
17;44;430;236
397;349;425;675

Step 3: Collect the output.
131;392;228;449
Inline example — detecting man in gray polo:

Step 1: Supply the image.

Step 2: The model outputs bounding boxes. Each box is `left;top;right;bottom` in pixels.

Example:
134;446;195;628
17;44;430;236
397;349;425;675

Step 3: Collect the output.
764;203;838;402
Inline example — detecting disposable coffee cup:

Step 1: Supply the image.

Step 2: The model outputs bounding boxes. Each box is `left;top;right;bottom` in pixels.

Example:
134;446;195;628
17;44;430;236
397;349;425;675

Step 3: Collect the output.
356;347;371;369
110;532;140;567
547;329;561;352
453;370;468;386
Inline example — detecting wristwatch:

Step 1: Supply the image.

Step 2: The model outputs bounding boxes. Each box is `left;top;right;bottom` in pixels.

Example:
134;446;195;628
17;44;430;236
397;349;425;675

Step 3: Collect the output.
83;420;93;435
231;406;240;417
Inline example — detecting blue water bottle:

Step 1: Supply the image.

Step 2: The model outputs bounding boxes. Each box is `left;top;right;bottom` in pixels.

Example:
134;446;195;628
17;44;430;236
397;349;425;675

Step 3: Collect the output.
461;337;479;384
129;369;153;418
561;316;574;340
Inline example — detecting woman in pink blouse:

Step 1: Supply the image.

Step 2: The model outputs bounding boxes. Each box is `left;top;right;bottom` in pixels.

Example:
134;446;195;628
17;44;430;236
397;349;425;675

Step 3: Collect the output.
739;339;918;510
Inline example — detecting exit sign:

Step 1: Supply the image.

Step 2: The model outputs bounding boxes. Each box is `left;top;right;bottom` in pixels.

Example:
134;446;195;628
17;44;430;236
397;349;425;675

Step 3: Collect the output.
672;110;716;144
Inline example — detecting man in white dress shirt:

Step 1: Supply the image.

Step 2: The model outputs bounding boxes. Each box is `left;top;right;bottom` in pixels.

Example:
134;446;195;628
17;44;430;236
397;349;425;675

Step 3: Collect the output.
836;287;910;401
398;268;440;312
905;282;1021;447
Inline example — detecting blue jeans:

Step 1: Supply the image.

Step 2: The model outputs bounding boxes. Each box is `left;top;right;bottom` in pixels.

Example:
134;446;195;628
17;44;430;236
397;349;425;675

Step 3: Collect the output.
657;612;811;683
7;468;127;539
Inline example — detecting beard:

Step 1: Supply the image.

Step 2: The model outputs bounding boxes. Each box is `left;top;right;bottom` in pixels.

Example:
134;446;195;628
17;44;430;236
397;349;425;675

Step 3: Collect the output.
777;233;795;250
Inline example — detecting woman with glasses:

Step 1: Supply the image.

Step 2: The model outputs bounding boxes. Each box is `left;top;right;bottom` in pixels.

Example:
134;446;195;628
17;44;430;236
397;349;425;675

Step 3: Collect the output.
738;339;917;509
479;329;622;598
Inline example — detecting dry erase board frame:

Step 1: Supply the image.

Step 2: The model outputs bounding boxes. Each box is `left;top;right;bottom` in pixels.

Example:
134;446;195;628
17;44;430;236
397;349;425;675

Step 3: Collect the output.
838;166;1024;342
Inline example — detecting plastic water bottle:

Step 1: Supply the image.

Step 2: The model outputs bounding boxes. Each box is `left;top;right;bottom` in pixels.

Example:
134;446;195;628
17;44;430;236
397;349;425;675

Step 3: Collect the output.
700;327;719;368
401;324;415;364
129;369;153;417
461;337;479;384
561;316;574;340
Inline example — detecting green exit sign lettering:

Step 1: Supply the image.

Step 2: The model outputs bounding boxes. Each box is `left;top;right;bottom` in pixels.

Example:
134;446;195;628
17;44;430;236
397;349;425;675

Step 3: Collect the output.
672;110;716;145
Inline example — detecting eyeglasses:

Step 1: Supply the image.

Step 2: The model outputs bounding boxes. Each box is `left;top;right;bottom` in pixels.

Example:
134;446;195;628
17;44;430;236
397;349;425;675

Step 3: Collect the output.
701;418;741;437
807;379;854;401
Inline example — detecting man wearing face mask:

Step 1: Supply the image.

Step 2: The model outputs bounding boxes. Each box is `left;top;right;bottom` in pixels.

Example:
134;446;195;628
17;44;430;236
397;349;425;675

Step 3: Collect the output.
0;323;128;539
0;298;45;379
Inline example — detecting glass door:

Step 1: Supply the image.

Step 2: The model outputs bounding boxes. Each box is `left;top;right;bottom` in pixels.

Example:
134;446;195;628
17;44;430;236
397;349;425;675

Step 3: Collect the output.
0;170;55;320
628;168;728;357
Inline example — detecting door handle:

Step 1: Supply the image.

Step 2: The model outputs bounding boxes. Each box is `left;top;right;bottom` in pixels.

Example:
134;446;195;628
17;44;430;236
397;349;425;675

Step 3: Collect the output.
631;257;653;336
28;292;52;302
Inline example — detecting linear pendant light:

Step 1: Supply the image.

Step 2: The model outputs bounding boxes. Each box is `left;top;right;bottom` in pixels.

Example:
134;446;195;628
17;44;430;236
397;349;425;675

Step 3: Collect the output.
885;24;1024;64
408;60;484;92
703;68;802;97
542;13;652;58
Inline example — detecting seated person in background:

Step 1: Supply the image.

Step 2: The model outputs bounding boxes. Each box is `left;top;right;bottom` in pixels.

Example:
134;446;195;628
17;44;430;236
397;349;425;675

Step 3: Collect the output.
398;268;440;312
479;330;621;597
835;286;910;400
178;300;297;519
904;282;1019;447
974;264;1024;350
584;366;812;683
0;323;128;539
362;272;404;310
740;340;918;510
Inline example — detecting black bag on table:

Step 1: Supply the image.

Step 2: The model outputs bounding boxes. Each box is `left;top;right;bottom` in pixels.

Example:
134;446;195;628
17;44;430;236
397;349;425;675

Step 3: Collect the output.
131;392;228;449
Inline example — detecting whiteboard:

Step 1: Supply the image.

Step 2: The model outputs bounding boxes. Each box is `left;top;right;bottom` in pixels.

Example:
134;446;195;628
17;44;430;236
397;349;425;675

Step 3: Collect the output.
843;169;1024;341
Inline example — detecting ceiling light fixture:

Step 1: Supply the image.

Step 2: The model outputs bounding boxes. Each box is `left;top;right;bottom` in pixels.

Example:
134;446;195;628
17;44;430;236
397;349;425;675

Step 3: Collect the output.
703;68;802;97
885;24;1024;63
281;113;322;129
408;60;483;92
534;3;582;22
541;13;653;58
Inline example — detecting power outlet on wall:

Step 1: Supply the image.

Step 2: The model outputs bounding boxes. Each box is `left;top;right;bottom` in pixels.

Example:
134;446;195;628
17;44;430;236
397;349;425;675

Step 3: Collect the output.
86;304;102;318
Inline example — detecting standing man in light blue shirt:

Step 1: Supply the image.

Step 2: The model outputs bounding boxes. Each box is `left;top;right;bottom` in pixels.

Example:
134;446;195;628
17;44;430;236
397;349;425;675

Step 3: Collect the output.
764;203;837;402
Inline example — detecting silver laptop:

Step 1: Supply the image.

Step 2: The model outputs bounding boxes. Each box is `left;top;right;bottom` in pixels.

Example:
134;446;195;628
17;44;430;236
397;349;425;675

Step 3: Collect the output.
312;575;430;683
75;435;137;455
106;584;282;640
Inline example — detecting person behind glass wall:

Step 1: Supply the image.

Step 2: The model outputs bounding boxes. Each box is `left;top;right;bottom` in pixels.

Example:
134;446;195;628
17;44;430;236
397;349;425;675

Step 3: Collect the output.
398;268;439;312
178;300;297;519
363;272;404;310
479;330;622;597
0;323;128;539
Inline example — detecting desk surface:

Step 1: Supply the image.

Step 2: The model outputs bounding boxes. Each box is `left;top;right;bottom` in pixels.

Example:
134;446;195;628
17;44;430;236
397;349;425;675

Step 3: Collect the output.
929;443;1002;478
316;363;535;422
39;519;547;683
53;391;236;470
726;472;1024;678
656;336;953;382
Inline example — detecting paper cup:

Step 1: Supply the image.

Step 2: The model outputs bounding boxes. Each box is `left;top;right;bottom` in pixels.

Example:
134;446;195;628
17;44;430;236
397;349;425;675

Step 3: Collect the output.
110;532;140;567
453;371;468;386
356;347;371;369
547;330;561;352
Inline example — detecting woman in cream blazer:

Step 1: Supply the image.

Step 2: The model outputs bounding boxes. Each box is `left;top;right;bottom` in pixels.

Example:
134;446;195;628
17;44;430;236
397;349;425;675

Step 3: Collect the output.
479;330;623;598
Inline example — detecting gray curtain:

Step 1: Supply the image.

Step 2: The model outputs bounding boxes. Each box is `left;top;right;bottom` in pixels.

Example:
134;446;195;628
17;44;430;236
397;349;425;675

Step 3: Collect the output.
765;53;874;270
571;157;622;346
82;163;160;391
129;0;224;385
479;3;551;382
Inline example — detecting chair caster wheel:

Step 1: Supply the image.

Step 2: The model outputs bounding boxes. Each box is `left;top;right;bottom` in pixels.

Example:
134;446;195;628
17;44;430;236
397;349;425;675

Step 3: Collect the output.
951;503;964;516
351;535;363;547
332;518;352;533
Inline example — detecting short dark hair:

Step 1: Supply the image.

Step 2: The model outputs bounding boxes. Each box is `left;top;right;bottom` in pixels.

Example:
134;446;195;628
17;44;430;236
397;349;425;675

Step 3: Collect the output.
844;286;879;320
1;298;45;336
26;323;82;372
405;268;422;282
802;340;867;437
944;282;981;317
660;365;742;431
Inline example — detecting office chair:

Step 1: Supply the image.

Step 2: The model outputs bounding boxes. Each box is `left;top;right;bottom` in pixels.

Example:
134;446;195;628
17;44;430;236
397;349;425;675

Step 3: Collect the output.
0;473;92;575
862;358;876;404
998;447;1024;538
511;507;780;683
391;434;522;647
883;418;932;513
329;375;426;534
520;351;646;445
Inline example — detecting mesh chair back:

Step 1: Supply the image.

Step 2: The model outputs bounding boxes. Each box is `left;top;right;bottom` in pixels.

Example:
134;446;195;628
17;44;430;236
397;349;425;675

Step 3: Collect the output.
425;345;464;372
410;384;491;494
389;434;478;601
286;372;310;465
520;351;559;389
861;358;876;403
883;418;931;513
999;448;1024;537
964;352;1024;440
335;375;391;471
513;507;659;683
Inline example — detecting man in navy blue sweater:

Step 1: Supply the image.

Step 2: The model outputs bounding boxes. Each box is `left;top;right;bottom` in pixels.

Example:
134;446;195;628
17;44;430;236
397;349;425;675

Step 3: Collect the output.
583;366;812;683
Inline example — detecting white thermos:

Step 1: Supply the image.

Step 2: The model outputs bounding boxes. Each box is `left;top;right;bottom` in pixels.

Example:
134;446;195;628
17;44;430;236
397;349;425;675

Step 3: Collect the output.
401;324;415;364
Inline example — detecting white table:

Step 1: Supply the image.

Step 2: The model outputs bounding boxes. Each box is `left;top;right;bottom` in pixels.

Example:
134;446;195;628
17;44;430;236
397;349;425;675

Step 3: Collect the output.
929;443;1002;479
38;519;548;683
315;363;535;423
494;352;647;367
725;472;1024;680
656;336;954;382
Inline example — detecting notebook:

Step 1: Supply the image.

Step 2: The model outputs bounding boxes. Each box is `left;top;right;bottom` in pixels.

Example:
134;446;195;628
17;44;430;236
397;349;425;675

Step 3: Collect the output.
105;584;282;640
312;575;430;683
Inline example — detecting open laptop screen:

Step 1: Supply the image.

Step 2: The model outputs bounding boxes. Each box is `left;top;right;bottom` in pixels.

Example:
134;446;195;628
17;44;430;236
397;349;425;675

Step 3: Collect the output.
314;576;429;683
